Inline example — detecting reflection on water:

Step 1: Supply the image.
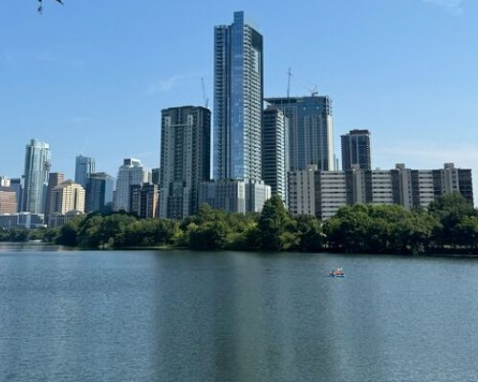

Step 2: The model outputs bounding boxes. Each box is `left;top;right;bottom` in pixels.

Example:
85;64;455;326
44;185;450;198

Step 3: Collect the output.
1;247;478;381
0;242;70;252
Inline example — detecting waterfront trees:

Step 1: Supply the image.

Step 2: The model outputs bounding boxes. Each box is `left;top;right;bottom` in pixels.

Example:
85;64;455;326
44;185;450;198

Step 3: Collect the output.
2;192;478;255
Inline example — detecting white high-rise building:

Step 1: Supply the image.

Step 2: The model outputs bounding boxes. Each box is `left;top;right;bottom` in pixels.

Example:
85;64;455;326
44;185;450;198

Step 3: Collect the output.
288;163;473;220
114;158;148;212
262;106;289;204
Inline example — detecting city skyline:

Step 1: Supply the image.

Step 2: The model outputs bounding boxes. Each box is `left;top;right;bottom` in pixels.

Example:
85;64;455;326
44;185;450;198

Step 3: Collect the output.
1;1;477;204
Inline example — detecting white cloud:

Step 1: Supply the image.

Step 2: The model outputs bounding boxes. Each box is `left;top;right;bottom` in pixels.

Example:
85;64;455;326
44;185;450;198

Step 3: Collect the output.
422;0;464;15
148;73;206;94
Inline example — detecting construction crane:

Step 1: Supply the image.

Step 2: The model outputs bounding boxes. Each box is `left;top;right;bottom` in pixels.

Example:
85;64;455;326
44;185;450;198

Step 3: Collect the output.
286;68;319;97
287;67;292;98
201;77;209;109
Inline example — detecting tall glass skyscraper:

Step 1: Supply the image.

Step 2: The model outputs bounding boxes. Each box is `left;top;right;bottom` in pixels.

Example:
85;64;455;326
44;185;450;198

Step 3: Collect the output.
22;139;51;214
214;11;263;181
75;155;96;189
265;96;335;171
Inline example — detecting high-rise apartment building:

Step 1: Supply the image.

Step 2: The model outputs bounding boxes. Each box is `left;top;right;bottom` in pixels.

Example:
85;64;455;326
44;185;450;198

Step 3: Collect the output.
44;172;65;222
214;11;264;181
22;139;51;214
265;96;335;171
85;172;115;213
130;183;159;219
288;163;473;220
114;159;148;212
0;188;17;215
341;129;372;170
75;155;96;189
262;106;289;203
159;106;211;219
206;11;271;213
49;180;85;215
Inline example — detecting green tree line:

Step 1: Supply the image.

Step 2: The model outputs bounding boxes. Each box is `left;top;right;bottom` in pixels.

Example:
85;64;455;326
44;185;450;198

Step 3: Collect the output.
2;193;478;254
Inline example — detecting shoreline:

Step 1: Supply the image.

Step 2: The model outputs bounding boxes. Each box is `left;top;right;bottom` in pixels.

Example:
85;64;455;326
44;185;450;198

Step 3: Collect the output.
2;241;478;258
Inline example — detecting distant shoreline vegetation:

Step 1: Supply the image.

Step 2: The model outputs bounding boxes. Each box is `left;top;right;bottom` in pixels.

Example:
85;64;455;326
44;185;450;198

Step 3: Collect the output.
1;193;478;255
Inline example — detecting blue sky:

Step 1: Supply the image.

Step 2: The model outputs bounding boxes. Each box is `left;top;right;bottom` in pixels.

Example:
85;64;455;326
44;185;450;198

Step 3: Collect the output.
1;0;477;200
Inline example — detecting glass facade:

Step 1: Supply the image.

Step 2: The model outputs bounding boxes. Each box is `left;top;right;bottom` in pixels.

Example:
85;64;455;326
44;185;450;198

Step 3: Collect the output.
75;155;96;189
22;139;51;214
86;173;115;213
265;96;334;171
341;129;371;170
214;11;263;181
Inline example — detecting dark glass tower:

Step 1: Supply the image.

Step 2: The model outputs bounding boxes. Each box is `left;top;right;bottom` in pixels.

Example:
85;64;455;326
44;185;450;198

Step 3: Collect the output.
341;129;371;170
86;172;115;213
265;96;334;171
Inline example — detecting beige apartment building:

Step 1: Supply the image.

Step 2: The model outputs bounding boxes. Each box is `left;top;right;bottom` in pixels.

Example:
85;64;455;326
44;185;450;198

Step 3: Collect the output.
49;180;85;215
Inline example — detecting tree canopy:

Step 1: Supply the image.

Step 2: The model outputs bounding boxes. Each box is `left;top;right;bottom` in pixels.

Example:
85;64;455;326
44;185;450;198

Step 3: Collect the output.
2;192;477;255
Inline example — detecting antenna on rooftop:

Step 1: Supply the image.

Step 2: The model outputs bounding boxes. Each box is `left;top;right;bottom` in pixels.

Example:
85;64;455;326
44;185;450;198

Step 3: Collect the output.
287;67;292;98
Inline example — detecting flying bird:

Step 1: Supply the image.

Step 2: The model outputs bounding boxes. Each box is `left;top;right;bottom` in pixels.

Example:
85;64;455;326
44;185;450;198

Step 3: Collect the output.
38;0;64;14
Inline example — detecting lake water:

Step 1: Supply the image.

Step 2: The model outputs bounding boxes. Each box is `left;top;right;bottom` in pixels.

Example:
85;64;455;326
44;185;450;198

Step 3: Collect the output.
0;243;477;381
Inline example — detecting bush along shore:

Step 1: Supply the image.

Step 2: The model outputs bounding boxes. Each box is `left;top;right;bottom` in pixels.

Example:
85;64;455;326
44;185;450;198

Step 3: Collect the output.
2;193;478;255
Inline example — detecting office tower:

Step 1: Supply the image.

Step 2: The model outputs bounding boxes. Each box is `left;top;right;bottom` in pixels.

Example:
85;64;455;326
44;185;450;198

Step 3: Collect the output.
262;107;289;203
265;96;335;171
159;106;211;219
85;172;115;213
288;163;473;220
130;183;159;219
152;168;160;186
49;180;85;215
214;11;263;181
114;159;149;212
0;176;10;187
75;155;96;189
341;129;372;170
22;139;51;214
0;188;17;214
9;178;23;212
44;172;65;222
